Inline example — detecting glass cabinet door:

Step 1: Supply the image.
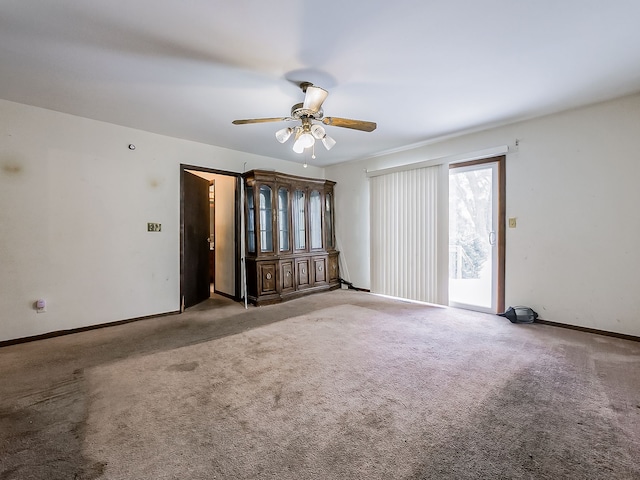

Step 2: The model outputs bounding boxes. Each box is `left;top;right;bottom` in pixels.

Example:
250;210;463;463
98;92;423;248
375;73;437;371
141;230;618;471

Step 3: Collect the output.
278;187;290;251
247;186;256;253
293;189;306;250
259;185;273;252
309;190;322;249
325;192;334;249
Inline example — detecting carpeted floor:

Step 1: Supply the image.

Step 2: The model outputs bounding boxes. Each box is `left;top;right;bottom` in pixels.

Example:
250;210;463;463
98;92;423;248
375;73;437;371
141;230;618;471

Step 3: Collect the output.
1;290;639;479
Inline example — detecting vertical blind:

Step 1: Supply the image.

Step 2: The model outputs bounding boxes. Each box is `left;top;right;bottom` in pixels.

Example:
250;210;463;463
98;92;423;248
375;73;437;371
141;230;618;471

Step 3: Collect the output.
370;165;440;303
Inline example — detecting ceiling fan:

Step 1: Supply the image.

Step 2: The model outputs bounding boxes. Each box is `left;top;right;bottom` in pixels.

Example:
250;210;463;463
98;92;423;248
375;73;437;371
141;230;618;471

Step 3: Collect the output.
232;82;376;155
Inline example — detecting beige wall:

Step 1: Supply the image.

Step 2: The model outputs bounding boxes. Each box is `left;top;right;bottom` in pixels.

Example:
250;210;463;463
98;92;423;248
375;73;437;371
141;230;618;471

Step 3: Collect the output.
0;99;321;341
213;174;236;297
327;93;640;337
3;93;640;340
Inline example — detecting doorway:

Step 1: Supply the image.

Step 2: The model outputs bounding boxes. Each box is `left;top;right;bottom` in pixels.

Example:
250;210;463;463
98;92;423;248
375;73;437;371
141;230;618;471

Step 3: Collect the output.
448;156;505;314
180;165;241;309
208;180;215;294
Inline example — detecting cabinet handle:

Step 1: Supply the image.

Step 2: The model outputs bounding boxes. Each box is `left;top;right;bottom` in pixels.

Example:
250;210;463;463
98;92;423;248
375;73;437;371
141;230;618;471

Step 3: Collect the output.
287;271;291;276
302;268;306;274
318;266;323;271
266;273;272;280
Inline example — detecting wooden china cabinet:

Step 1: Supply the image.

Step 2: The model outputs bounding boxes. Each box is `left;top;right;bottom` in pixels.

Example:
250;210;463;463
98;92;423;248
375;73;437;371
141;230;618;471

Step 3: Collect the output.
243;170;340;305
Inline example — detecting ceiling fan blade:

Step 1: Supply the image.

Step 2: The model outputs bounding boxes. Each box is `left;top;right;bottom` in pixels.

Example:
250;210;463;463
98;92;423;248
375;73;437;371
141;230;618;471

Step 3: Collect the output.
232;117;291;125
302;85;328;114
322;117;377;132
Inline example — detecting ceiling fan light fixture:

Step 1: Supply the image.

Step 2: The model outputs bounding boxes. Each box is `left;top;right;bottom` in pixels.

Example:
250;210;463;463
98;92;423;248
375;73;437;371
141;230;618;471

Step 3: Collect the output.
321;134;336;150
292;139;305;153
275;127;293;143
310;124;326;139
291;126;305;153
302;85;329;114
300;132;315;148
293;132;314;153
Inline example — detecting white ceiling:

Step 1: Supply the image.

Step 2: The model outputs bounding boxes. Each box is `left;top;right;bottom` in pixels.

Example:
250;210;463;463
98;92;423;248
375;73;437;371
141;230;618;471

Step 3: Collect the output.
2;1;640;167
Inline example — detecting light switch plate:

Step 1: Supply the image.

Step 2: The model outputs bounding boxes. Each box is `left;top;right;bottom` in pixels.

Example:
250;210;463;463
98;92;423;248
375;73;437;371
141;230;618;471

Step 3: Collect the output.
147;222;161;232
508;217;517;228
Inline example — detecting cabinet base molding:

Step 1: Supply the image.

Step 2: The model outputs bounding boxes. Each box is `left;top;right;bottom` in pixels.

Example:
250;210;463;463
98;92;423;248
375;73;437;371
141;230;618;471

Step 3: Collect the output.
249;283;341;306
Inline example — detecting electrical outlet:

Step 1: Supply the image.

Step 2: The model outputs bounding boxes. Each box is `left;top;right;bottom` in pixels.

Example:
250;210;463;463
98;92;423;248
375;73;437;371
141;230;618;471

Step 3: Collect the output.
508;217;517;228
147;222;161;232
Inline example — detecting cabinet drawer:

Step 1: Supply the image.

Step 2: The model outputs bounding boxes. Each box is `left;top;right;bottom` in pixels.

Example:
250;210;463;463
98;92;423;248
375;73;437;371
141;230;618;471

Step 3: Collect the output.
328;254;339;282
313;257;327;284
296;259;310;288
281;261;294;291
259;263;277;295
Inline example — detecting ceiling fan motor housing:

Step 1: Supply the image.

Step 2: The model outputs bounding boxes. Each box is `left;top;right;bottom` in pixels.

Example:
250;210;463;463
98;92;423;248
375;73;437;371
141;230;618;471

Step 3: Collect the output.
291;103;323;120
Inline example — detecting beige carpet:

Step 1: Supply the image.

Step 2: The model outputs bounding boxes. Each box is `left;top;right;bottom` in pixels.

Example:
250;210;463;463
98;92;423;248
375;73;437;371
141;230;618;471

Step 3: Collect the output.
1;291;640;479
82;301;639;479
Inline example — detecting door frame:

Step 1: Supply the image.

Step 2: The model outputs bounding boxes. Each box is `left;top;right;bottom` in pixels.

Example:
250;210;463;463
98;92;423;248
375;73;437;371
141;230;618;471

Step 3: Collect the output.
180;164;242;309
448;155;505;313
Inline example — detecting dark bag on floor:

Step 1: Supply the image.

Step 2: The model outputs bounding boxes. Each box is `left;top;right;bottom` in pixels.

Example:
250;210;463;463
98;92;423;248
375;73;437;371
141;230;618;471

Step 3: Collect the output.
499;306;538;324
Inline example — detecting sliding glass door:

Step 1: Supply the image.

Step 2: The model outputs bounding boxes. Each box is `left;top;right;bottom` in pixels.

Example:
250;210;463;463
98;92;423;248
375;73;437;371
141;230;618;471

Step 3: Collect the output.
369;154;504;313
449;159;503;313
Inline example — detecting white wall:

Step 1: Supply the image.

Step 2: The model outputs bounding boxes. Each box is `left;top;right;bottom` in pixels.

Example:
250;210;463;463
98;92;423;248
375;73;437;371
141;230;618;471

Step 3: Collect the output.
326;93;640;337
0;99;322;342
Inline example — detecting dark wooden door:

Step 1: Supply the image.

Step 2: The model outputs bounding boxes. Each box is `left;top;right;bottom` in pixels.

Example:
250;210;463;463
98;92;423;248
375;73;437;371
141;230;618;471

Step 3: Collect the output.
183;171;210;308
